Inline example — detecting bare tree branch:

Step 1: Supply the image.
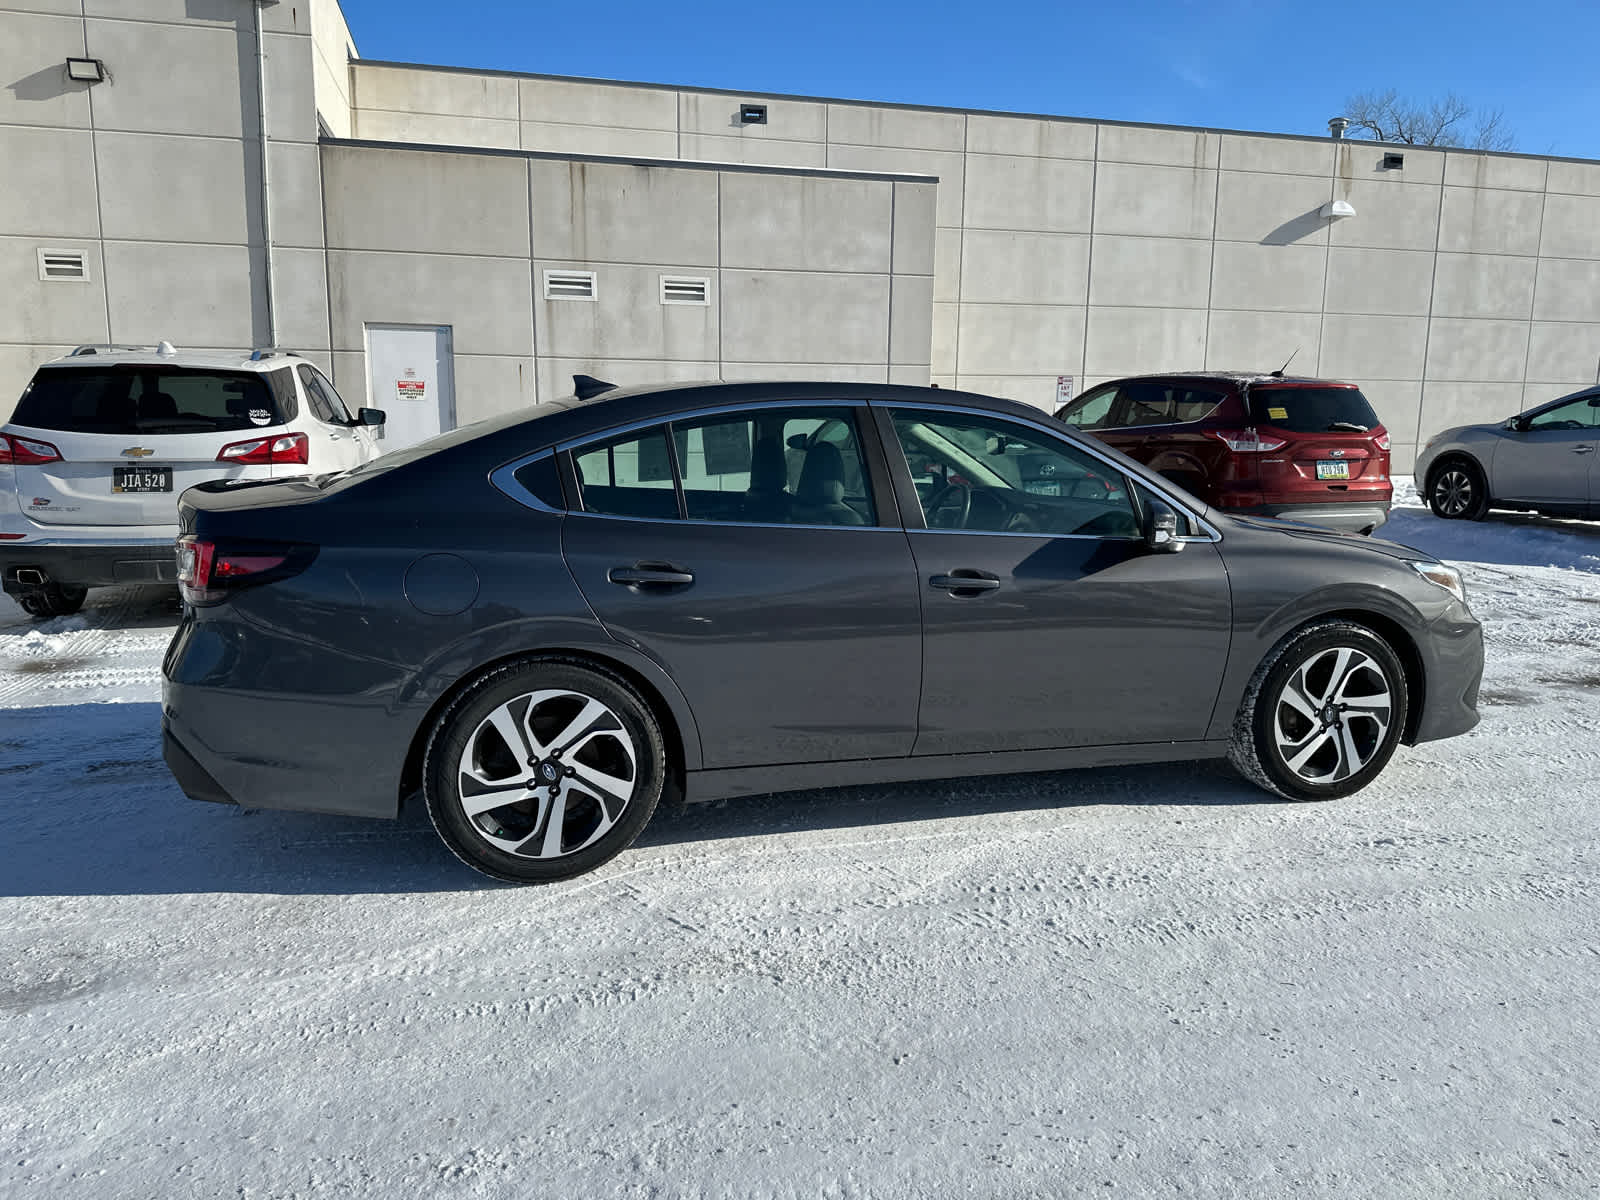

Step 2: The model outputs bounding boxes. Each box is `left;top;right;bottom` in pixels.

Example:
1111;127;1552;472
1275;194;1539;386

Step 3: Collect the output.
1341;89;1516;151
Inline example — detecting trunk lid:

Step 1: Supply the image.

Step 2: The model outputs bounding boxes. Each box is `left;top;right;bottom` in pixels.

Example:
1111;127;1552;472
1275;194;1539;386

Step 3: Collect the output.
1248;384;1391;501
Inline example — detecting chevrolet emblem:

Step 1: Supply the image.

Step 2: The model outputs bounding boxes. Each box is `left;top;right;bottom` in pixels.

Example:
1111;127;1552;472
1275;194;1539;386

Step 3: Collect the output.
121;447;156;458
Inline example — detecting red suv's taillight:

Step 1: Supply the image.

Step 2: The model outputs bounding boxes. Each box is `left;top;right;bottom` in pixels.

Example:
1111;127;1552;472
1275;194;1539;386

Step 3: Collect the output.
0;433;63;465
216;432;309;466
176;535;315;605
1211;427;1288;453
1374;431;1392;452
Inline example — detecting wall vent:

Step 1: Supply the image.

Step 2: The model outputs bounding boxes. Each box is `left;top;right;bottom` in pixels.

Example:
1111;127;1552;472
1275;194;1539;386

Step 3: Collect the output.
1382;152;1405;170
37;248;89;282
544;269;597;301
660;275;711;306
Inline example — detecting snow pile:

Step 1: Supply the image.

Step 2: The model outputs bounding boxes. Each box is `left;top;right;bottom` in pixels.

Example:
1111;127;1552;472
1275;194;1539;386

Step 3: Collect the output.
1;490;1598;1196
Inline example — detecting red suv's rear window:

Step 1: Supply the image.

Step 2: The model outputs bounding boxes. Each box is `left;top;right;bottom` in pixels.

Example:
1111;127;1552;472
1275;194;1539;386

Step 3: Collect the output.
1250;387;1380;433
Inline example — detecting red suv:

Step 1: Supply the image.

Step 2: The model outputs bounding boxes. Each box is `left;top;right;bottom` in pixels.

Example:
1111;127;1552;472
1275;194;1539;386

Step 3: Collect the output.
1054;372;1392;534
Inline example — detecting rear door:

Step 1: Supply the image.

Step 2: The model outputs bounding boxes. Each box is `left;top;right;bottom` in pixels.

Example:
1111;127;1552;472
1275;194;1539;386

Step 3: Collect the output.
559;402;923;769
5;365;292;526
1492;395;1598;505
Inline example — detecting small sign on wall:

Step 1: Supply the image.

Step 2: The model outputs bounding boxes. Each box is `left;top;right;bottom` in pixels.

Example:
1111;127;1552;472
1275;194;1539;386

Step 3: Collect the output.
1055;375;1075;408
396;379;425;401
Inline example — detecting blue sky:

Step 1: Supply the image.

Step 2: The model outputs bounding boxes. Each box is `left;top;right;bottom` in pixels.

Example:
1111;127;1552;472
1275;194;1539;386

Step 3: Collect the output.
340;0;1600;160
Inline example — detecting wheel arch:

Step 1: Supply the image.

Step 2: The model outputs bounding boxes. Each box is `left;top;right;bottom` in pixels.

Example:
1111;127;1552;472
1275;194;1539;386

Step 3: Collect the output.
1424;449;1488;496
1267;608;1427;745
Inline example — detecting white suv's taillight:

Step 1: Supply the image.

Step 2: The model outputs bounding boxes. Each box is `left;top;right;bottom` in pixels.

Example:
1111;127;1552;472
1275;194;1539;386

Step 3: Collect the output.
1211;427;1288;453
216;432;309;466
0;433;63;465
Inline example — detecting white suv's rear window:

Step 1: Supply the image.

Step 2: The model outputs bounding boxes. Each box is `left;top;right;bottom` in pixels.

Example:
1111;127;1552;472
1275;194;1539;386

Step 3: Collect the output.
11;366;290;436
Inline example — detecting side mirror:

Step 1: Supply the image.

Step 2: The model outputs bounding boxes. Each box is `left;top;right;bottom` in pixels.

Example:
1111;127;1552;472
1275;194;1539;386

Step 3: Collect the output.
1143;501;1183;553
358;407;387;427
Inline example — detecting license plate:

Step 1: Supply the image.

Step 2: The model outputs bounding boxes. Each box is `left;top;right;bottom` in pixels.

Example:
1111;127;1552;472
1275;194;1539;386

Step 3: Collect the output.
1315;460;1351;481
112;466;173;493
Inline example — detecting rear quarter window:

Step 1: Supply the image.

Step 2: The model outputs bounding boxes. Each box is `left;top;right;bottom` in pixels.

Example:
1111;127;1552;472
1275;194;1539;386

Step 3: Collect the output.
10;367;285;436
1251;386;1380;433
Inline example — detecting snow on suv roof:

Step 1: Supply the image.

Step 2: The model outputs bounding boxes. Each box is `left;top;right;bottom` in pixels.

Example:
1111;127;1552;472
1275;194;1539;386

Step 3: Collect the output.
37;346;310;373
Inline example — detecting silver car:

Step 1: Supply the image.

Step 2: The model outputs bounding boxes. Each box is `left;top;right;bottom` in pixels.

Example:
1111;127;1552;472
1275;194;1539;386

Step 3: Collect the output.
1415;387;1600;520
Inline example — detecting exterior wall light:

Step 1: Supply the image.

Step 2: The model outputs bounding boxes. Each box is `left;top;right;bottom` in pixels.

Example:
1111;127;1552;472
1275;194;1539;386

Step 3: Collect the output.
1320;199;1357;220
65;57;106;83
740;103;768;125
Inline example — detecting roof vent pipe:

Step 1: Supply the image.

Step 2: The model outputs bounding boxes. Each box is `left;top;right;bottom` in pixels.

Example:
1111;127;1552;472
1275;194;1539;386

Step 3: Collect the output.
1328;116;1350;139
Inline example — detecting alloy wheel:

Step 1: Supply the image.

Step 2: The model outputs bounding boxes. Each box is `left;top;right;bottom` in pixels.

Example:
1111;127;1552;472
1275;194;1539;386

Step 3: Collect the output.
1270;647;1393;785
1433;468;1475;518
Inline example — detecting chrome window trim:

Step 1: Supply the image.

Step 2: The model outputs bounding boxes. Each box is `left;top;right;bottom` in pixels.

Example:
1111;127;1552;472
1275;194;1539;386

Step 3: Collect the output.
559;510;896;533
882;400;1223;544
489;449;563;515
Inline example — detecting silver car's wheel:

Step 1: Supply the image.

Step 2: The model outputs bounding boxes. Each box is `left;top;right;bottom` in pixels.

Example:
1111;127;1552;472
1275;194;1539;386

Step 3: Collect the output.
1428;458;1488;521
1229;620;1408;802
425;659;665;883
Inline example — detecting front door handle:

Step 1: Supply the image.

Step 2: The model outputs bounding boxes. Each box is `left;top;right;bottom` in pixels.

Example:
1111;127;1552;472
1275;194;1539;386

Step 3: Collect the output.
608;563;695;588
929;570;1001;596
1573;444;1595;454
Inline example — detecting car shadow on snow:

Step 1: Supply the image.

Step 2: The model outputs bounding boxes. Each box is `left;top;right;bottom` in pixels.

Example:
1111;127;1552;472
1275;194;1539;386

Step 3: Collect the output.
0;701;1271;897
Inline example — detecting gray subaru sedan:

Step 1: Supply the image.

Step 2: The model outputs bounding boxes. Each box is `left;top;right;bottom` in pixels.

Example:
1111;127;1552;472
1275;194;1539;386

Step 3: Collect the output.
162;381;1482;883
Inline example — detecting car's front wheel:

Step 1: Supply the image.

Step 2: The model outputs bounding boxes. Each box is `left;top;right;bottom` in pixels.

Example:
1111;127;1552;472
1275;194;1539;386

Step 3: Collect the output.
15;582;88;620
1427;457;1489;520
1228;620;1409;802
423;658;666;883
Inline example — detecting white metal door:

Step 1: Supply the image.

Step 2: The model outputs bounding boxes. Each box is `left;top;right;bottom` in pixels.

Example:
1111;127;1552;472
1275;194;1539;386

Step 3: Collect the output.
364;324;455;452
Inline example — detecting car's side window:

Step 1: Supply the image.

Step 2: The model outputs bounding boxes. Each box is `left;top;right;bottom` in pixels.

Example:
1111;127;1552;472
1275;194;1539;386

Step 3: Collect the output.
1057;384;1119;430
297;365;352;426
890;410;1140;538
308;366;354;423
573;429;681;520
1527;397;1598;431
672;407;877;526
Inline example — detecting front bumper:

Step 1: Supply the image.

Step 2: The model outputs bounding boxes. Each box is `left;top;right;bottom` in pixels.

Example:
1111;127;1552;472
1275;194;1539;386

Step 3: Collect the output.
1234;501;1390;535
1410;601;1483;744
1;539;176;592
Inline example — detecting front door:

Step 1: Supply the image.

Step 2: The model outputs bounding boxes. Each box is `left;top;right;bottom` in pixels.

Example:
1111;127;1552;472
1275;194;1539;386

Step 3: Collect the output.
883;406;1233;755
1494;394;1599;506
364;323;455;452
560;404;922;769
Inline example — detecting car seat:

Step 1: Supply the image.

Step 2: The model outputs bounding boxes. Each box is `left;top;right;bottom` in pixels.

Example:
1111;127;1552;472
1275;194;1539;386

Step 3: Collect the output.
791;442;865;525
743;436;792;523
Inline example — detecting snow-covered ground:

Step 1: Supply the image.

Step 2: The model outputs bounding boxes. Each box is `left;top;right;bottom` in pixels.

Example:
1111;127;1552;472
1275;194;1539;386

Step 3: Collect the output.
3;485;1599;1197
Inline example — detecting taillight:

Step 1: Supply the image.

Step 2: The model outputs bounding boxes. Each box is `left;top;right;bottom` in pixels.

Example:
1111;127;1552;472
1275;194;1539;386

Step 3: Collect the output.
176;535;314;605
1211;427;1288;453
0;433;63;465
1374;432;1392;452
216;432;309;466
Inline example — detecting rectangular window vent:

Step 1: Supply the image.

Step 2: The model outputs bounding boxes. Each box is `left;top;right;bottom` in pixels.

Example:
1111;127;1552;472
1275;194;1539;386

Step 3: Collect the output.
660;275;711;306
1382;152;1405;170
37;248;89;282
740;103;768;125
544;270;597;301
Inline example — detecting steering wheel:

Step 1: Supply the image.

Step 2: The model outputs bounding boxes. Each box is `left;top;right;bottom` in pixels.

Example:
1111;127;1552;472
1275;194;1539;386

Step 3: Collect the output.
925;481;972;529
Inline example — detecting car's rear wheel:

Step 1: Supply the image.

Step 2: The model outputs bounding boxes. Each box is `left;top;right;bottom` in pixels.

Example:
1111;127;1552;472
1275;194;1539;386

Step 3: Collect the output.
423;658;666;884
1427;457;1489;520
1228;620;1408;802
15;583;88;620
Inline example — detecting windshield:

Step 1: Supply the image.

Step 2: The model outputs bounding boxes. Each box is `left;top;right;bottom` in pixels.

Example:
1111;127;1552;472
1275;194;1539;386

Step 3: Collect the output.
11;366;285;436
1250;386;1380;433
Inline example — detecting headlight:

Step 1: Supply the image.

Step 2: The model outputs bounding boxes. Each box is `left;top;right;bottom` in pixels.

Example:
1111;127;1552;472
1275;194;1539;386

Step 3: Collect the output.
1411;560;1466;604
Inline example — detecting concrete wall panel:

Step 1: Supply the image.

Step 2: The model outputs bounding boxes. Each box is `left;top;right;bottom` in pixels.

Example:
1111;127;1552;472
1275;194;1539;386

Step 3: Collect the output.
267;139;327;250
720;173;892;273
720;271;890;364
1084;307;1207;377
1424;320;1529;383
1420;381;1525;434
1324;247;1435;316
0;126;100;239
963;230;1089;305
1209;241;1325;312
534;260;717;362
934;227;961;302
94;132;258;246
1;12;91;129
1538;193;1600;260
531;159;717;266
965;115;1095;160
1328;181;1441;252
1093;162;1216;239
1334;142;1445;186
679;93;827;141
327;250;531;355
827;104;964;151
353;63;517;121
537;356;716;405
825;144;961;226
1437;187;1544;256
892;181;938;277
269;247;332;352
324;145;529;257
354;108;518;149
1362;380;1422;464
1318;314;1429;381
889;364;931;386
1221;134;1329;177
890;275;934;367
454;354;538;421
956;304;1084;377
0;237;108;345
953;375;1061;411
1204;310;1321;372
1096;125;1218;169
931;302;957;375
1213;171;1331;244
964;155;1094;234
1544;160;1600;198
1431;253;1537;320
84;18;257;138
1532;257;1600;323
103;241;262;346
1444;152;1546;192
519;78;678;130
518;122;678;158
1525;323;1600;385
678;134;826;169
721;362;889;383
1087;236;1210;309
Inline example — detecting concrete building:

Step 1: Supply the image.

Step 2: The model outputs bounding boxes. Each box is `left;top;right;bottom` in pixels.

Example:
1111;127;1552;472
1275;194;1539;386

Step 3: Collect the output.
7;0;1600;470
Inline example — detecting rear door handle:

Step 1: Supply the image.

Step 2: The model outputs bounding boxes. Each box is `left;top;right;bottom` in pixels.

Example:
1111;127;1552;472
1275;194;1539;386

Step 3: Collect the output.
1574;444;1595;454
929;570;1001;595
608;563;695;587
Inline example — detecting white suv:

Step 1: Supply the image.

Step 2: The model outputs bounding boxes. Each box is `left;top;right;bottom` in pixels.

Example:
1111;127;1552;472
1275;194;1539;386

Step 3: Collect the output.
1;343;386;618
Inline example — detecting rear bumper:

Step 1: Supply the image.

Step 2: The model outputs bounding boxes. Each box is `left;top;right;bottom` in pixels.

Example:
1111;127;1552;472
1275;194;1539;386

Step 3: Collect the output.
0;539;175;591
1234;501;1390;535
162;724;237;806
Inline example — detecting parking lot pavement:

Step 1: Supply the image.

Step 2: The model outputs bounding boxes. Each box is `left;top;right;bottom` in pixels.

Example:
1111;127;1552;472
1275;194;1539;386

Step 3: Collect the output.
2;499;1598;1196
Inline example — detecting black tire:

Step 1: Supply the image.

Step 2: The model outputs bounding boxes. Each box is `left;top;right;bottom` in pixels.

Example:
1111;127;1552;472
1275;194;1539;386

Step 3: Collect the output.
1228;620;1409;802
423;657;666;884
1427;457;1489;521
16;583;88;620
